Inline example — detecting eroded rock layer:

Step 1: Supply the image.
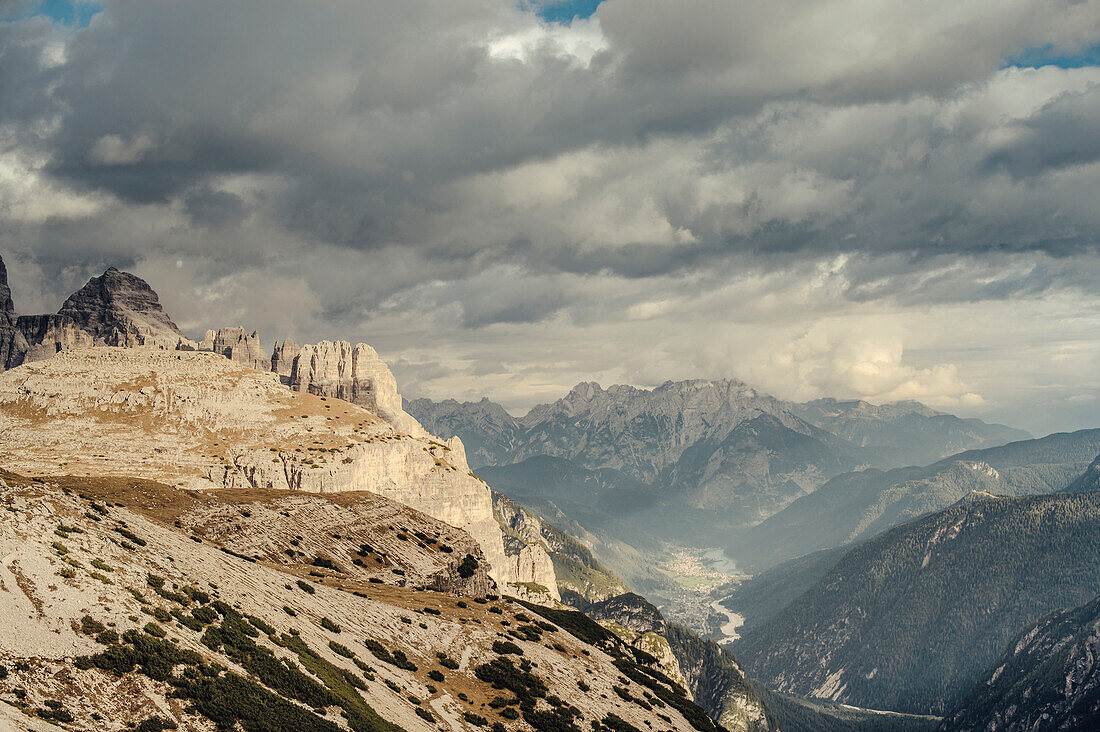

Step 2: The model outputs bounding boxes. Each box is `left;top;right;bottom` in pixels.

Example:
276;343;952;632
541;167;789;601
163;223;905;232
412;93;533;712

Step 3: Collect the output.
0;347;517;587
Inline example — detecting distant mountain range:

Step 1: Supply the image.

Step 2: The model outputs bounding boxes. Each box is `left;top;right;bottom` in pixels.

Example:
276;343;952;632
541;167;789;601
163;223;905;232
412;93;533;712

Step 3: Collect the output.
732;488;1100;716
409;383;1028;539
730;428;1100;571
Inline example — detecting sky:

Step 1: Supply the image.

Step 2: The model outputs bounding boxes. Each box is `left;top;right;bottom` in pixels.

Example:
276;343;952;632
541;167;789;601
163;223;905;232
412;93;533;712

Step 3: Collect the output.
1;0;1099;435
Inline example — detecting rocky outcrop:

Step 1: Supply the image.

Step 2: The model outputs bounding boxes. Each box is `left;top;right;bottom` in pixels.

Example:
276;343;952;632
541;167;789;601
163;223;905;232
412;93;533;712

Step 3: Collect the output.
56;266;188;349
0;347;530;590
289;339;426;436
0;472;705;732
492;494;560;602
197;326;269;370
16;314;96;363
270;337;300;379
943;593;1100;731
0;254;27;370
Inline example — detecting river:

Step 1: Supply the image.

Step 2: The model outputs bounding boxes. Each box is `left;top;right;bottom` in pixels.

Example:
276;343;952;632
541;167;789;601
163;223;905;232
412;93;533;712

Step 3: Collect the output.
710;599;744;644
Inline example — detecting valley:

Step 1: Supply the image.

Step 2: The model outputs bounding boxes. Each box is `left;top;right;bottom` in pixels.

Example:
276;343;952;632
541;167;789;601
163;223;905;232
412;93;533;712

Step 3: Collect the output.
2;254;1099;732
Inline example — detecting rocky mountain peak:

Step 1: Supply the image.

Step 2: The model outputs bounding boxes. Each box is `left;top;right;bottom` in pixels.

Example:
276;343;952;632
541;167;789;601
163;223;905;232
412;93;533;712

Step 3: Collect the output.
289;339;426;437
0;253;15;317
0;253;28;370
58;266;185;348
198;326;268;370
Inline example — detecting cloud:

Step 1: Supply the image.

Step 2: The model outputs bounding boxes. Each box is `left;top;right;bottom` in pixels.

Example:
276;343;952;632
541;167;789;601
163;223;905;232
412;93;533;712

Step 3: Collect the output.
0;0;1098;432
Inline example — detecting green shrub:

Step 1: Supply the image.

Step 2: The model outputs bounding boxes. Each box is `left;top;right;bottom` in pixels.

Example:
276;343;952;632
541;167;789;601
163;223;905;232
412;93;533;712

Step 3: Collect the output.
463;712;488;726
81;616;107;635
329;641;355;659
95;630;119;645
320;617;341;633
492;640;523;656
296;580;316;594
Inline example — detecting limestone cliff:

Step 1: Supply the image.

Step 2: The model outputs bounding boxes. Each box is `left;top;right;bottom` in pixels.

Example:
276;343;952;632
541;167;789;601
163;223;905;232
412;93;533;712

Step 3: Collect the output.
491;493;561;602
0;347;521;588
197;326;269;370
270;336;300;379
16;314;95;363
0;254;27;370
289;339;426;437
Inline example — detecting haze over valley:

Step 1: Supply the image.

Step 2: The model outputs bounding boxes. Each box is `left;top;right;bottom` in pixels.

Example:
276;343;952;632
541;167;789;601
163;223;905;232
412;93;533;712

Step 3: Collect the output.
3;0;1100;730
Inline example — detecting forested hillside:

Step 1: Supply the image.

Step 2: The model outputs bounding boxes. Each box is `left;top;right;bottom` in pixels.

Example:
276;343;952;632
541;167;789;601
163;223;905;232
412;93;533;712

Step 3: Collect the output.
735;490;1100;715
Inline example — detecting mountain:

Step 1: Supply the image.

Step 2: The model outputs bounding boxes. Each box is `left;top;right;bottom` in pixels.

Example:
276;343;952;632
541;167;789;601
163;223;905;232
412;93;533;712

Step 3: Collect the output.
407;397;524;468
942;594;1100;731
513;379;832;482
0;346;556;595
408;385;1028;534
791;399;1030;468
576;592;776;731
753;685;940;732
730;429;1100;571
719;546;849;637
412;384;876;539
664;412;871;522
56;266;186;348
0;254;28;370
1062;452;1100;493
0;469;723;732
733;490;1100;715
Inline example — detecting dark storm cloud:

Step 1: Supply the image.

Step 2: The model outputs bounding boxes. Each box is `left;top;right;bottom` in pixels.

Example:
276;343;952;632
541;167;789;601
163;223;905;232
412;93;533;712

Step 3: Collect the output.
183;187;247;228
983;83;1100;177
1;0;1099;429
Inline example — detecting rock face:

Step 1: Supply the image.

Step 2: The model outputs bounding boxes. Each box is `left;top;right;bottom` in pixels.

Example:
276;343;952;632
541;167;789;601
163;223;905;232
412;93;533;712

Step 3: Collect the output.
491;494;561;602
0;254;27;370
290;339;426;437
270;337;300;379
943;593;1100;731
0;472;708;732
56;266;187;348
16;313;96;362
199;326;269;370
580;592;775;731
0;347;523;588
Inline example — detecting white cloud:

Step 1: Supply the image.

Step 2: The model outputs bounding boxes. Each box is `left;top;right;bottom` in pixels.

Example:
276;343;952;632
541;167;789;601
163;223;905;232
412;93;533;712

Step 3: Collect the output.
87;134;157;166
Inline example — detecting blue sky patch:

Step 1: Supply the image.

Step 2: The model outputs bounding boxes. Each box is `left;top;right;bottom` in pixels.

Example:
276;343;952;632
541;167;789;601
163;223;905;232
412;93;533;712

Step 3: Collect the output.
27;0;100;27
1006;43;1100;69
530;0;603;24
